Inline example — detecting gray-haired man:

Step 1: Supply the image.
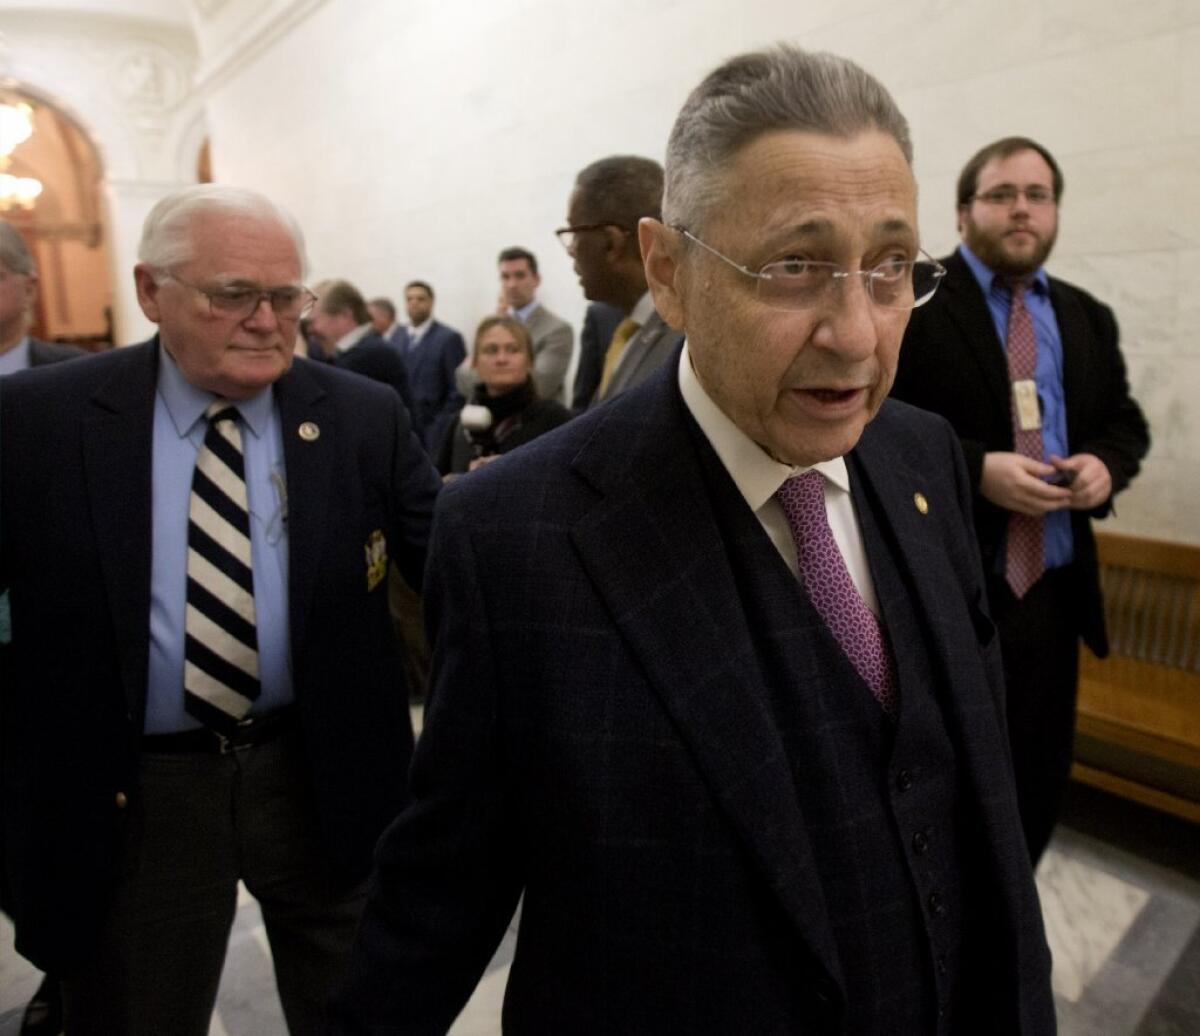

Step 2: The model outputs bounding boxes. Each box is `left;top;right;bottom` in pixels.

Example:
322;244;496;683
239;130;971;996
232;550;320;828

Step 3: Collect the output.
333;46;1054;1034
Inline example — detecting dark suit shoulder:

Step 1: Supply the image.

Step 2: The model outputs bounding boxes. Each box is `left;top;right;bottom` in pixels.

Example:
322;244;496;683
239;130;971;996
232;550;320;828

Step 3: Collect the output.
29;338;88;365
2;340;152;406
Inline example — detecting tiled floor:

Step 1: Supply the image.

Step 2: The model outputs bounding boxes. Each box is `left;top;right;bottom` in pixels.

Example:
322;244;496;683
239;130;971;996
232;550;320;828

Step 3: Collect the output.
2;784;1196;1035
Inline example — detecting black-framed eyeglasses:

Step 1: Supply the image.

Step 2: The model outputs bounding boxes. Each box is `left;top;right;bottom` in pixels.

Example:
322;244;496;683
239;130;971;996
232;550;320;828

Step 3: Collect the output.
675;228;946;311
968;185;1056;207
554;223;631;251
165;274;317;321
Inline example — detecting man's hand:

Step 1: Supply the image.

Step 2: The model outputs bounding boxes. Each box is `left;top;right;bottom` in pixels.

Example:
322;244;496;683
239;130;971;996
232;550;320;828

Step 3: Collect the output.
980;452;1072;515
1049;453;1113;510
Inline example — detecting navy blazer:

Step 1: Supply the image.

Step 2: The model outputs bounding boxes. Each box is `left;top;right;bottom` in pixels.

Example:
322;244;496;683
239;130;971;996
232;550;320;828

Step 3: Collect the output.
0;341;442;971
402;320;466;452
892;250;1149;654
332;330;416;417
332;359;1053;1033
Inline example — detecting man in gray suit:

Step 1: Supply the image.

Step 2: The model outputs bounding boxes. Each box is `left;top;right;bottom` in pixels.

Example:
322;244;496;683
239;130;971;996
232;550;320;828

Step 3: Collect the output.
557;155;683;407
456;247;574;401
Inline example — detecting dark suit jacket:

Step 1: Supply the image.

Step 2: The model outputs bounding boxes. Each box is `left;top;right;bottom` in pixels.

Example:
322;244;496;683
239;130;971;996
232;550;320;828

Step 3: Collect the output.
333;330;416;417
892;250;1149;655
596;308;684;403
29;337;87;366
332;361;1053;1034
402;320;466;452
0;340;442;972
570;301;623;410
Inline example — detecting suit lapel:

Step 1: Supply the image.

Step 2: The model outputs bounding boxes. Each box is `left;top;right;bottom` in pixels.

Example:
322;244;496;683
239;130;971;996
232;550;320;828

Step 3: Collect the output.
568;375;841;981
939;253;1010;414
82;342;158;724
276;361;334;654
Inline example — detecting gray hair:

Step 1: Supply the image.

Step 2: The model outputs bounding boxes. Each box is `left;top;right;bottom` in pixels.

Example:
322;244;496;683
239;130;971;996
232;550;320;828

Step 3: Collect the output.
138;184;309;278
0;219;36;277
663;45;913;232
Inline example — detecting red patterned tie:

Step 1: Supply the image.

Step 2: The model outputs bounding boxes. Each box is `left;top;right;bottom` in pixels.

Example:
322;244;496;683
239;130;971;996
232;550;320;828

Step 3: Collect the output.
776;471;897;714
1004;280;1045;599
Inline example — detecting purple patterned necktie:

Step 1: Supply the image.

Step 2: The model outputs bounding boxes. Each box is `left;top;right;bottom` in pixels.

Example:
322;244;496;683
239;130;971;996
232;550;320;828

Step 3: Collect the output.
776;470;897;714
1003;279;1045;599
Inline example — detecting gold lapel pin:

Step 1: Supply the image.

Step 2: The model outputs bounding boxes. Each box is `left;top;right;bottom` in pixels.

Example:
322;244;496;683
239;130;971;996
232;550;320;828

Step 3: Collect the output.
913;492;929;515
299;421;320;442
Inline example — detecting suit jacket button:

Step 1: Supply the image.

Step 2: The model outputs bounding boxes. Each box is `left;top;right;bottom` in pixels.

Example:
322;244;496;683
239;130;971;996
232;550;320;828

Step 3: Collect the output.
912;829;930;854
896;769;914;792
928;892;945;917
114;791;128;809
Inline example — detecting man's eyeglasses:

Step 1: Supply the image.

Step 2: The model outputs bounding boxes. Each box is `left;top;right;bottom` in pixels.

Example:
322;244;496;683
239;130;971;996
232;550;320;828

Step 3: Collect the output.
968;185;1056;207
676;229;946;311
165;274;317;321
554;223;631;251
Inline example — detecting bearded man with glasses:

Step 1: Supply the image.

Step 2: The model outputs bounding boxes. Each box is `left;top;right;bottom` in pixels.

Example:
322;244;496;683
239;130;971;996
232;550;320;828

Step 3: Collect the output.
334;47;1054;1036
892;136;1149;865
0;184;441;1034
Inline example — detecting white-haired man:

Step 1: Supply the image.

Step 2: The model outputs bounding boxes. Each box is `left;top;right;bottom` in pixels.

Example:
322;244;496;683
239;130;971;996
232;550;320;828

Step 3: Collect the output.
333;46;1054;1034
0;185;441;1035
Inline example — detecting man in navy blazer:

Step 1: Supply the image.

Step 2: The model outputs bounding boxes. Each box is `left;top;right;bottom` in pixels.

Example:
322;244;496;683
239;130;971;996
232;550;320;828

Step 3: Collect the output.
399;280;465;452
367;296;408;352
333;46;1053;1034
0;186;441;1034
310;278;416;416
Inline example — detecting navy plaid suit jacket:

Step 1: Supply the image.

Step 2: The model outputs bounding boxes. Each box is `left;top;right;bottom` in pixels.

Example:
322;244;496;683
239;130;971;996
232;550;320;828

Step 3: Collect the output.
334;354;1054;1034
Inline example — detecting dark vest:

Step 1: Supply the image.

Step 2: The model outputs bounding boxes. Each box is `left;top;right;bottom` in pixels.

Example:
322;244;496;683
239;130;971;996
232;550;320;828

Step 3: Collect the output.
693;433;983;1034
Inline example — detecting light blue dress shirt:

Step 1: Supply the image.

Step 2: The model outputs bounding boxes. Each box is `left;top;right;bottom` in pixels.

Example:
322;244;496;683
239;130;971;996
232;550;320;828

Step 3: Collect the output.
959;244;1073;570
0;336;31;377
145;346;293;733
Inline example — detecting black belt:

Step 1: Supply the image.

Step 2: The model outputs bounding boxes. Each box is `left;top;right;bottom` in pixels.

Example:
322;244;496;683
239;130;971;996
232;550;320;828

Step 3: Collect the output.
141;707;298;755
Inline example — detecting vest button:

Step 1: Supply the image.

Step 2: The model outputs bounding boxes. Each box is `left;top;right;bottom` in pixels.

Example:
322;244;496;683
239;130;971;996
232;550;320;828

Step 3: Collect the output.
912;829;930;854
896;769;914;792
928;892;946;917
114;791;128;809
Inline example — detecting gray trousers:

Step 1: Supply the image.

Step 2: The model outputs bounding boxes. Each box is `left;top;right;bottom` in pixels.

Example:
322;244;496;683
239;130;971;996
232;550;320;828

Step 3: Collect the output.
61;731;365;1036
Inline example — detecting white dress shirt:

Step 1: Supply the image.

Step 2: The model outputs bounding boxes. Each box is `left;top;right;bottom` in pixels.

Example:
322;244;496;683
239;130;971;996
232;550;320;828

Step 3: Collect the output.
677;342;880;616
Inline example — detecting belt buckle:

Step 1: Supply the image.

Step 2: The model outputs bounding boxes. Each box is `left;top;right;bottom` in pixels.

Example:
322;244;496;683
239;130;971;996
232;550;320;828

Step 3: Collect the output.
220;715;257;754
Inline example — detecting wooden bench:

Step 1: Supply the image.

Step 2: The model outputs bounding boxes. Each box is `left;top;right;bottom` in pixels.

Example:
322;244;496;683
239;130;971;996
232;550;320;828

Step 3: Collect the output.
1071;531;1200;822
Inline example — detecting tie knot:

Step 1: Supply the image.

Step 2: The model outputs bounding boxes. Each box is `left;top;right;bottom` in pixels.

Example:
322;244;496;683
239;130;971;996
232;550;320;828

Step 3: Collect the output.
777;468;824;511
205;401;239;425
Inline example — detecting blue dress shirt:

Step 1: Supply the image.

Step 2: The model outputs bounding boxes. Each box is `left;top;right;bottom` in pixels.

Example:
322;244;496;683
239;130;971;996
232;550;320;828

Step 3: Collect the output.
145;346;293;733
959;244;1072;570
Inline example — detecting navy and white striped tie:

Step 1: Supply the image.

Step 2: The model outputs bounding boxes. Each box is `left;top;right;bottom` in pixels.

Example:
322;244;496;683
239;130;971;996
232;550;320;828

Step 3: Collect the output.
184;402;260;732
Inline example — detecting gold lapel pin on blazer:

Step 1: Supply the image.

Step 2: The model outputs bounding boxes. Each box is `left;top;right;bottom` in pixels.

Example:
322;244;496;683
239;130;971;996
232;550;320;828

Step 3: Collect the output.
913;492;929;515
299;421;320;441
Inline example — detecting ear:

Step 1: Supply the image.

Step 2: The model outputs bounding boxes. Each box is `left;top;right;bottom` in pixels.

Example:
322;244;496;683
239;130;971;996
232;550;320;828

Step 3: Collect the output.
955;203;968;237
638;218;685;330
133;264;163;324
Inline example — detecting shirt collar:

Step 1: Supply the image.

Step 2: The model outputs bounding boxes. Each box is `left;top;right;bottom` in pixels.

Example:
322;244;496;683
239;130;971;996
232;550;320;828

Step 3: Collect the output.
335;322;373;353
958;242;1050;296
509;299;540;323
629;291;656;327
677;341;850;512
156;340;274;441
0;335;31;376
409;318;432;339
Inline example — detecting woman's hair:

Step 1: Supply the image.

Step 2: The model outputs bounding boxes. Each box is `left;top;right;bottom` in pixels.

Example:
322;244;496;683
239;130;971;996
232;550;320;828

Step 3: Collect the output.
472;314;534;365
